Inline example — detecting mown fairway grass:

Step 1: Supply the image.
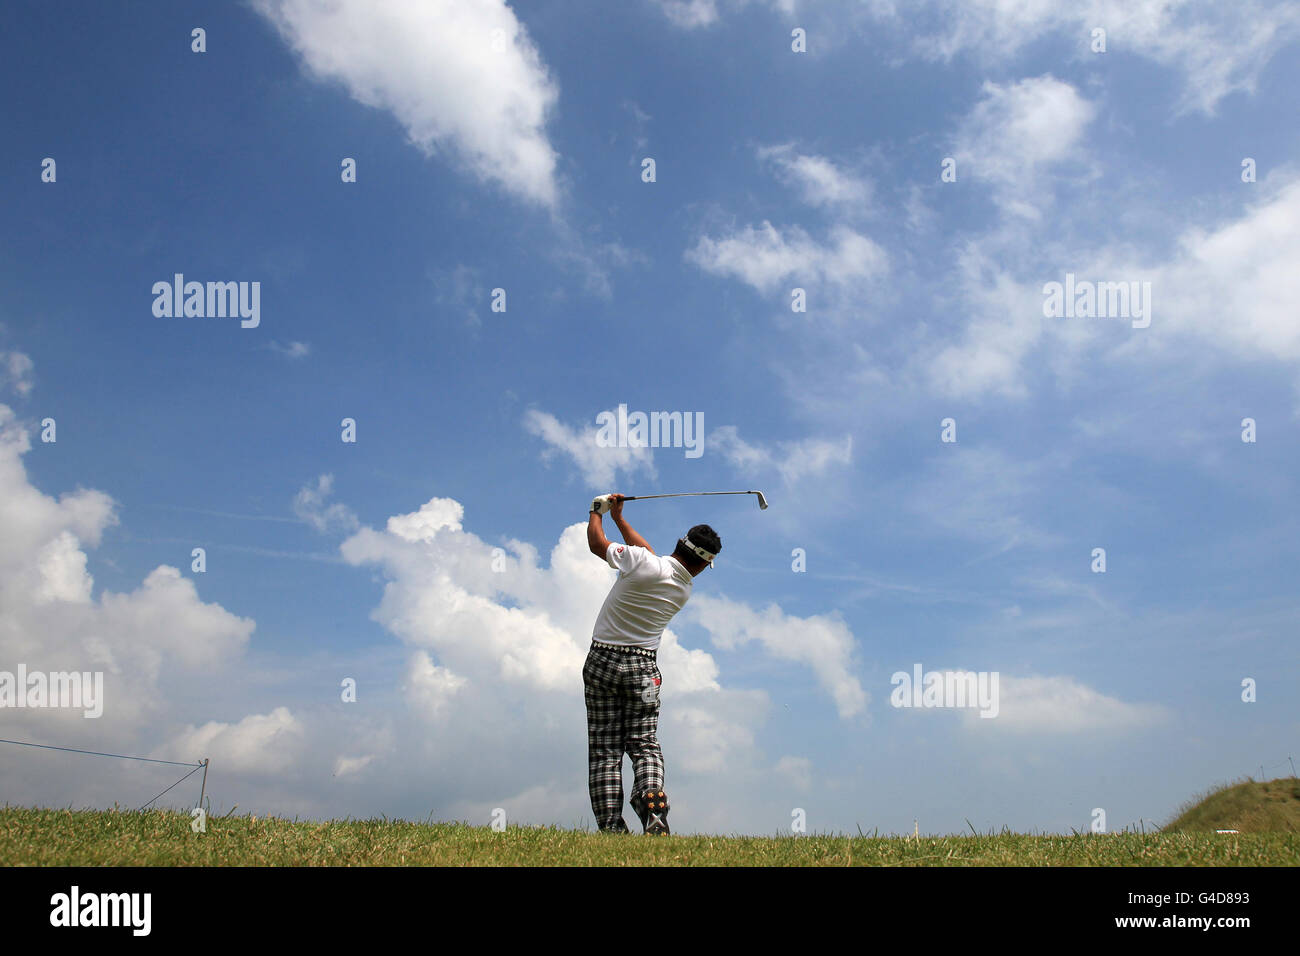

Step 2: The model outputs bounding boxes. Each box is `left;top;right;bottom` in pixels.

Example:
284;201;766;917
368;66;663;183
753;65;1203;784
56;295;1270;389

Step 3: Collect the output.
2;807;1297;866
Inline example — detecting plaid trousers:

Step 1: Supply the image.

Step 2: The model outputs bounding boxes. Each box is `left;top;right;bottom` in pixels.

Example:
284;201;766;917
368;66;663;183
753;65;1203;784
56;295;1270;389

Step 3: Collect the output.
582;643;664;832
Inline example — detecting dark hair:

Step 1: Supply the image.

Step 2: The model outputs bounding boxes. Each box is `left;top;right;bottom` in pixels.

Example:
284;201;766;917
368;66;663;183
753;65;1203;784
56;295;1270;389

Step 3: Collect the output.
673;524;721;569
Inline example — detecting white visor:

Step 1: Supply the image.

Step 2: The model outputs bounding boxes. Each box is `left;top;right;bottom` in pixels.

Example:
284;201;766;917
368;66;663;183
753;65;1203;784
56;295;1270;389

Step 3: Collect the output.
680;533;716;567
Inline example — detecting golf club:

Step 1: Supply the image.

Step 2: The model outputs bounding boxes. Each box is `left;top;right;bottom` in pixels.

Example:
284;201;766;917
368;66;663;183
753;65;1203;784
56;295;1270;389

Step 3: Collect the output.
592;490;768;513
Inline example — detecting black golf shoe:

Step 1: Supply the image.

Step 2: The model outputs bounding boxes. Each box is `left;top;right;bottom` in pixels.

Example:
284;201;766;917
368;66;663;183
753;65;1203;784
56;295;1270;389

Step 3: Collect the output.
631;787;670;835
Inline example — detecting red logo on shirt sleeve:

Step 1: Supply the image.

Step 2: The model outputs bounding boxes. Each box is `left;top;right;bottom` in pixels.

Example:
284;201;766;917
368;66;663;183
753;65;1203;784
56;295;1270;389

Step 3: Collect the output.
616;547;624;554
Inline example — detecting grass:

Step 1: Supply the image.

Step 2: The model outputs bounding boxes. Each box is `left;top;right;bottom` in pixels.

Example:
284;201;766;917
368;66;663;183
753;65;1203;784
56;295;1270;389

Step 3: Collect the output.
3;777;1296;866
1;805;1297;866
1163;777;1300;834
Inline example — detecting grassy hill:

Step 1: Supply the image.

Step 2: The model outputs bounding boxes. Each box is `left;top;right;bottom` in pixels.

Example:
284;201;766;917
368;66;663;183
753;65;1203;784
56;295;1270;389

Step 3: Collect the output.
2;804;1298;866
1163;777;1300;834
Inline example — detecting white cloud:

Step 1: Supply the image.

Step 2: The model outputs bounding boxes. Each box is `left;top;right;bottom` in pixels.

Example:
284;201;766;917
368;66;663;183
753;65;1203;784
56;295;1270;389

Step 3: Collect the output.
686;221;887;295
167;707;305;774
709;425;851;486
97;566;256;675
923;241;1045;399
294;474;360;534
333;754;375;778
1152;175;1300;360
0;409;116;577
757;144;872;209
653;0;797;29
254;0;561;206
0;403;258;749
929;172;1300;401
405;650;468;718
523;408;655;489
547;227;644;301
655;1;1300;114
774;754;813;790
267;340;310;359
954;76;1097;220
670;698;763;773
655;0;722;28
898;0;1300;114
622;99;652;150
0;351;34;396
341;517;589;692
386;496;464;543
33;531;93;605
962;674;1167;733
691;595;867;719
431;263;486;324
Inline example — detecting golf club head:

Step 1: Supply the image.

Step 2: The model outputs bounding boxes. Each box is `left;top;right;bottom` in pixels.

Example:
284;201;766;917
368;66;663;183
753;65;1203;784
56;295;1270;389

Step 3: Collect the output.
753;491;768;510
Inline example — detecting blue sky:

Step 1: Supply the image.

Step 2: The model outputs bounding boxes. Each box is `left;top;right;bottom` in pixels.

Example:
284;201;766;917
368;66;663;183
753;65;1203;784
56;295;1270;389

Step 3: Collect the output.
1;0;1298;836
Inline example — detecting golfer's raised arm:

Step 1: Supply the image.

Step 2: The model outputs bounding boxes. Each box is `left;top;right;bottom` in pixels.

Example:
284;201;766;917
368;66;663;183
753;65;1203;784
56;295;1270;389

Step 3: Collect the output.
610;494;655;553
587;507;611;557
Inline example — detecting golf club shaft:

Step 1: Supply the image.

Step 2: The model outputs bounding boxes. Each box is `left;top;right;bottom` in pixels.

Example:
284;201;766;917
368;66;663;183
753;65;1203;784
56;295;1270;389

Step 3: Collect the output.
591;490;768;513
623;492;755;501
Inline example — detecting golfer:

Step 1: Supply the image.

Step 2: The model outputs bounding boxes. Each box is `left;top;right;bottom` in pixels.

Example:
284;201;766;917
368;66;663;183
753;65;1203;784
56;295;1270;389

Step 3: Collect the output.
584;492;721;834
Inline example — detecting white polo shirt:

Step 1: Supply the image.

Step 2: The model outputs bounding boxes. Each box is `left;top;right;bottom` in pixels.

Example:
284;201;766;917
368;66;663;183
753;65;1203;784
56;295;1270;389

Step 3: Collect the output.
592;543;693;650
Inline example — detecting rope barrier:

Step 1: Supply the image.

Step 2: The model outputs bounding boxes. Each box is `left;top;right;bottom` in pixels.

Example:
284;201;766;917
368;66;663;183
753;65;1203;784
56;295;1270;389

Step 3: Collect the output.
0;737;202;768
138;763;207;812
0;737;209;811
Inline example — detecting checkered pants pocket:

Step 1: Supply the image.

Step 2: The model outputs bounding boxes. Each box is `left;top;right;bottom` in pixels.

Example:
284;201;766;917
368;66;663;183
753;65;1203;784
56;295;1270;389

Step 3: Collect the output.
582;644;664;832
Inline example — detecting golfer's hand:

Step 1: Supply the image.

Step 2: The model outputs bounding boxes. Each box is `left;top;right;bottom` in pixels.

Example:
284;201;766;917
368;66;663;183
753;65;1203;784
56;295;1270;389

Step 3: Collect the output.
609;493;625;520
